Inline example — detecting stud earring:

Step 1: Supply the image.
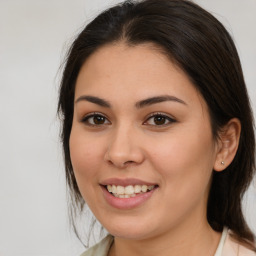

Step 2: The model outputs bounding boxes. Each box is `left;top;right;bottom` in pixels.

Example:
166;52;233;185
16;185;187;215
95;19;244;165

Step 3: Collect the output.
221;161;225;165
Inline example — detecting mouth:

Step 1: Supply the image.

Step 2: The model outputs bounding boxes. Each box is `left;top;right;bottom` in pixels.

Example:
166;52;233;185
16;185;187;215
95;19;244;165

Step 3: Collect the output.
103;184;158;198
100;179;159;209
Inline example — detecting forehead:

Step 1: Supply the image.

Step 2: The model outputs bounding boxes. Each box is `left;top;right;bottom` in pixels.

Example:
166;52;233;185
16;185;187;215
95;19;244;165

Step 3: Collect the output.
77;42;176;83
75;42;204;109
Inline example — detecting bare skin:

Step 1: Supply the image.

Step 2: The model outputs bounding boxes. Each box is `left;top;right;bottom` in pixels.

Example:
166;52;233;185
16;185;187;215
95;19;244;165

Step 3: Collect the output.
70;42;240;256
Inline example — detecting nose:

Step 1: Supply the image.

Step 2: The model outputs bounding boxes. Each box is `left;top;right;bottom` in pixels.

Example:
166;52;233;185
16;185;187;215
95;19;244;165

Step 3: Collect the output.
104;124;145;169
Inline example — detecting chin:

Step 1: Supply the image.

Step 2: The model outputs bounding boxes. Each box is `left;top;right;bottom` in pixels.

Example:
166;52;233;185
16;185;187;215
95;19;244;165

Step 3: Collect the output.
101;219;158;240
108;229;152;240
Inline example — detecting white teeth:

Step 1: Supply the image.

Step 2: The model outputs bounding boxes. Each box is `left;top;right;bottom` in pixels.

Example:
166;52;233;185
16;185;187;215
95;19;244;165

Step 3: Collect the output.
107;185;112;193
116;185;125;195
124;185;134;195
134;185;141;193
106;184;155;197
141;185;148;192
113;193;136;198
112;185;117;193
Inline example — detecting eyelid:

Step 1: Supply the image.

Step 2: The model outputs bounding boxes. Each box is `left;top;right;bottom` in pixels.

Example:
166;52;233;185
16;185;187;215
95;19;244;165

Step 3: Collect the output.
81;112;111;125
80;111;176;127
144;112;176;126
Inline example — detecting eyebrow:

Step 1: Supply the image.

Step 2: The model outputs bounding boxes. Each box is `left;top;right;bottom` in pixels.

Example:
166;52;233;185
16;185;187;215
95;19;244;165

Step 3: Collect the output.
75;94;187;108
135;95;187;108
75;95;111;107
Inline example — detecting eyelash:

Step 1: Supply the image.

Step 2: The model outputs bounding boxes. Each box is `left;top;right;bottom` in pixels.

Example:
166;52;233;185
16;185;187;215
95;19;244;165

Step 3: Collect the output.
81;112;176;127
81;112;110;126
144;112;176;126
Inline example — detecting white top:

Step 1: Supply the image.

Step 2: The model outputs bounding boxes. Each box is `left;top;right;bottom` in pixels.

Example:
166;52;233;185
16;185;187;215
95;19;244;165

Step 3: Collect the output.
214;227;229;256
81;227;256;256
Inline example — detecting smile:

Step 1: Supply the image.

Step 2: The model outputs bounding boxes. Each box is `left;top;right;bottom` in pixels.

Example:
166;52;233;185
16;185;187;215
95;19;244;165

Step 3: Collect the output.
100;178;158;209
106;184;156;198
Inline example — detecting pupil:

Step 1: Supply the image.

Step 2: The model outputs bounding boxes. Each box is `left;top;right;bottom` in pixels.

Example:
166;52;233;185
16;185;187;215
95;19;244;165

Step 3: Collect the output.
94;115;105;124
154;116;165;125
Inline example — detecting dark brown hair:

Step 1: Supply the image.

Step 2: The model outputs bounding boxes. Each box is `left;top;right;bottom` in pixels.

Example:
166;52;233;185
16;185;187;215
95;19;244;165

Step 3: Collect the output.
58;0;255;248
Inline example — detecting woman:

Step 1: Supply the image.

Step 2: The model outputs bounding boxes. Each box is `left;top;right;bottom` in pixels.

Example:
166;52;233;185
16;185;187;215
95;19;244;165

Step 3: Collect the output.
58;0;256;255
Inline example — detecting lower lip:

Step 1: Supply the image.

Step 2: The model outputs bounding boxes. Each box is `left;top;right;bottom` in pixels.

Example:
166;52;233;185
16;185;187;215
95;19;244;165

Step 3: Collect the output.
101;186;157;210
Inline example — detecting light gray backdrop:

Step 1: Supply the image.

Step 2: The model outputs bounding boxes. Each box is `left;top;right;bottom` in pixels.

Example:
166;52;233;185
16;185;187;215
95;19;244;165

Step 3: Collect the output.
0;0;255;255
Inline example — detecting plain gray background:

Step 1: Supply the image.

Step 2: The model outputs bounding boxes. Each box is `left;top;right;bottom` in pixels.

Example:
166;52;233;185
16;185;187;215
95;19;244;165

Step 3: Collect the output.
0;0;255;255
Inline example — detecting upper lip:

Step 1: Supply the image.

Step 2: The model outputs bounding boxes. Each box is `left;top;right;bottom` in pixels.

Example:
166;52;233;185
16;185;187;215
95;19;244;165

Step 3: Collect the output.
100;178;157;187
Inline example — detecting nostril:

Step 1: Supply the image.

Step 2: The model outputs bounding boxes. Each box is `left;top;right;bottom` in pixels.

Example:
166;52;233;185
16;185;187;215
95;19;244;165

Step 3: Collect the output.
106;158;136;168
124;160;135;165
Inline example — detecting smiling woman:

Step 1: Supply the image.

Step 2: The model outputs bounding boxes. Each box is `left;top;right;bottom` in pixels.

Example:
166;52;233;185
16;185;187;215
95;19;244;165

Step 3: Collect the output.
58;0;256;255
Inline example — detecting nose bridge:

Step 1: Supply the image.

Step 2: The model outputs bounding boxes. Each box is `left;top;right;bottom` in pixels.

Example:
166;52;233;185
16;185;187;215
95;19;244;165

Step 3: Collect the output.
105;121;143;167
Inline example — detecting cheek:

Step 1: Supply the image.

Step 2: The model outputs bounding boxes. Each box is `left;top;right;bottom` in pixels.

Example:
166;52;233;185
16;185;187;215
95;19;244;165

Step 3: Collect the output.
69;128;104;188
149;128;216;189
69;129;108;208
147;132;216;222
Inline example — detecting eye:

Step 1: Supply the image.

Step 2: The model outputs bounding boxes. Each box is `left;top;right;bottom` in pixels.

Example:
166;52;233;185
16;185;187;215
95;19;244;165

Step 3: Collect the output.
81;113;110;126
144;113;176;126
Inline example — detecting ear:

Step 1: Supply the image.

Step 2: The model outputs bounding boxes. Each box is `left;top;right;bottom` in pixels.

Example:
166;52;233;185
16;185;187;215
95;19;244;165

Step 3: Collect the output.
214;118;241;172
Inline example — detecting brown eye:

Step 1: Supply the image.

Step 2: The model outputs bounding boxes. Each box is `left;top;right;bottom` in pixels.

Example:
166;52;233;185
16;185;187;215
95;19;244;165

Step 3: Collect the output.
93;115;106;125
144;113;176;126
82;113;110;126
153;116;167;125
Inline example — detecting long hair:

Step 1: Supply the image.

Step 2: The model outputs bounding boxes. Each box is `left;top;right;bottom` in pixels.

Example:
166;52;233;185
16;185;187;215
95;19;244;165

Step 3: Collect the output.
58;0;255;248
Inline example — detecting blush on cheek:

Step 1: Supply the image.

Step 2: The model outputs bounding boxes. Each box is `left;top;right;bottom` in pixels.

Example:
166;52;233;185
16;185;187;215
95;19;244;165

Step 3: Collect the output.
70;144;103;184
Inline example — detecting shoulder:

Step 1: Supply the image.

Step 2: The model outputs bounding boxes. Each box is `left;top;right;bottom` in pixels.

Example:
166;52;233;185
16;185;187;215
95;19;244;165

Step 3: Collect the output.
222;231;256;256
80;235;114;256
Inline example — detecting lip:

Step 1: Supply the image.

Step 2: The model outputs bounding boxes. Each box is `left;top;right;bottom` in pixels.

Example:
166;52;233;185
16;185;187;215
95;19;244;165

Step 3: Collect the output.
100;178;158;210
100;178;157;187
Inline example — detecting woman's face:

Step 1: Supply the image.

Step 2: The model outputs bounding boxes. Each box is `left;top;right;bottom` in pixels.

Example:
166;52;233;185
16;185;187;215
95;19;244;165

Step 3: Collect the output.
69;43;220;240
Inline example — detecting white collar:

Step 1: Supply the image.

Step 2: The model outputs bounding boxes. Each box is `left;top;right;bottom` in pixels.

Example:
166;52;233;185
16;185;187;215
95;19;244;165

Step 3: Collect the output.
214;227;229;256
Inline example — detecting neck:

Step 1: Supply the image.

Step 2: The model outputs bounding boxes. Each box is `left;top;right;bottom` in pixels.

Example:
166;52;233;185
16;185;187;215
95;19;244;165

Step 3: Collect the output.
108;219;221;256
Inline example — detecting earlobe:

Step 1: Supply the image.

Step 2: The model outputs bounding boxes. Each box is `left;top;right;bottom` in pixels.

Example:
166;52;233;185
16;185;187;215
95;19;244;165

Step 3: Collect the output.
214;118;241;172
